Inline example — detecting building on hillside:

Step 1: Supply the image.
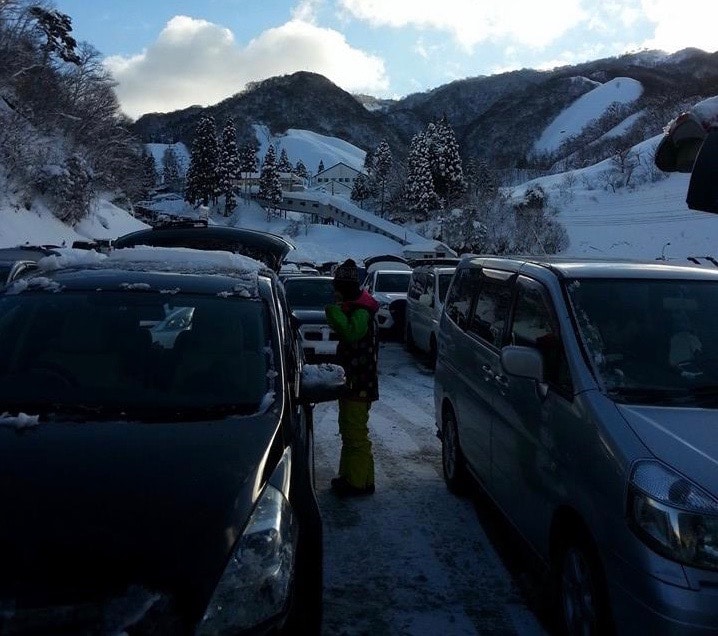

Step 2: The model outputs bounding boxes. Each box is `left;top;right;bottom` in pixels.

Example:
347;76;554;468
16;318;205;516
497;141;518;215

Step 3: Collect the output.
312;162;365;194
402;242;458;260
233;172;304;193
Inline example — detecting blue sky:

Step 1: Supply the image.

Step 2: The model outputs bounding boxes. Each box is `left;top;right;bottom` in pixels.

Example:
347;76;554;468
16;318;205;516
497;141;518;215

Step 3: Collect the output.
53;0;715;120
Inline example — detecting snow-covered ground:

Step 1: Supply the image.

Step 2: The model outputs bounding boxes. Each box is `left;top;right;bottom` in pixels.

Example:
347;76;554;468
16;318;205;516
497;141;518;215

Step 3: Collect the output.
315;342;548;635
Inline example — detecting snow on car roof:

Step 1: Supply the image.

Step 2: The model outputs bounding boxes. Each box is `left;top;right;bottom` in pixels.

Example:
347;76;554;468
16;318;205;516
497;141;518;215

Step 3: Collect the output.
36;246;266;277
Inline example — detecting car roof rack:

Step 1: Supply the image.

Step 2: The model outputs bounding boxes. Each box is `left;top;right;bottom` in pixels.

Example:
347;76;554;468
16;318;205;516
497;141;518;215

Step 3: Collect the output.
407;257;461;268
153;218;209;229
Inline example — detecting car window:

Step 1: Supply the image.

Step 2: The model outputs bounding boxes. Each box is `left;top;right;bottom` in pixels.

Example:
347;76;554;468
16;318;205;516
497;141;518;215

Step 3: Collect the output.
444;268;481;330
438;273;454;303
566;278;718;402
468;277;513;347
511;277;572;393
284;279;335;309
0;292;272;415
375;272;411;293
408;272;427;300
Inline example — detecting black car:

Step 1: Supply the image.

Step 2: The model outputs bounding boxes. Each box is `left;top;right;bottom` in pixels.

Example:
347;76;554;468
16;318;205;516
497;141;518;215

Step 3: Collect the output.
0;245;62;286
114;220;295;272
0;245;344;635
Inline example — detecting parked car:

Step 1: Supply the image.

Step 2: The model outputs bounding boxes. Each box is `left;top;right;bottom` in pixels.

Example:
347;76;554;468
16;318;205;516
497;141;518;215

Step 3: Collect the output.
283;275;338;362
0;244;344;635
0;245;65;288
114;219;295;272
0;258;37;286
404;259;459;366
434;254;718;635
362;268;412;336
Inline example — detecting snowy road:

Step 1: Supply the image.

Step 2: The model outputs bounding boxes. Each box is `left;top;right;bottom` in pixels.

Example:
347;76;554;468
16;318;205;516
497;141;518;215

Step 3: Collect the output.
313;342;550;636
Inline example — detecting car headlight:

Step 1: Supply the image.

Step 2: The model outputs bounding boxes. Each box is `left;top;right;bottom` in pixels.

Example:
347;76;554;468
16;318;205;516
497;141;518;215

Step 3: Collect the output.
628;460;718;571
198;470;298;633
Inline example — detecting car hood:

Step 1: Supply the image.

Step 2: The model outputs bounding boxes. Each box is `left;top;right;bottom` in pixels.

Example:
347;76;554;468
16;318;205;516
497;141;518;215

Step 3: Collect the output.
0;411;281;623
291;308;328;325
617;404;718;494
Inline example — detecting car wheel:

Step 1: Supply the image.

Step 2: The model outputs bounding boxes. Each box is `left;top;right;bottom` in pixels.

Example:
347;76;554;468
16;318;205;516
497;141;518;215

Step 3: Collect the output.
555;533;613;636
405;322;417;353
441;408;468;494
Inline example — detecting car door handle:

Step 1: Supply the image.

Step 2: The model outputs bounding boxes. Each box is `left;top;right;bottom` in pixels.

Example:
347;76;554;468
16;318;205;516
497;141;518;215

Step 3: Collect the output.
494;373;509;388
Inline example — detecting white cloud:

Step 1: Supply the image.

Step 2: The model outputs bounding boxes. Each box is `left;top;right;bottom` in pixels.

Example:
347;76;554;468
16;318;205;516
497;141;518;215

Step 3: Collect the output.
104;15;388;119
338;0;587;50
640;0;717;53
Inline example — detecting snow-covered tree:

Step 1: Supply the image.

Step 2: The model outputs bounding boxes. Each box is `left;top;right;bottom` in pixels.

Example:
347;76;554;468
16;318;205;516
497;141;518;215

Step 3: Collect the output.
294;159;308;180
350;173;372;209
258;144;282;218
372;139;393;216
239;142;258;200
277;147;292;173
161;146;182;192
405;132;437;220
141;149;157;196
427;116;465;212
50;153;93;223
184;115;219;207
28;6;81;65
317;159;325;173
218;117;241;216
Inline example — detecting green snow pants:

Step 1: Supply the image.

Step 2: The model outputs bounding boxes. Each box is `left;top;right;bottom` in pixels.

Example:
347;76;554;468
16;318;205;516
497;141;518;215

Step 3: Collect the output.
337;398;375;489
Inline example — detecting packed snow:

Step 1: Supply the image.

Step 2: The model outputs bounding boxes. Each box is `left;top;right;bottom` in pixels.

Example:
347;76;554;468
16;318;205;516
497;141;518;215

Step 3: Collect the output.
533;77;643;155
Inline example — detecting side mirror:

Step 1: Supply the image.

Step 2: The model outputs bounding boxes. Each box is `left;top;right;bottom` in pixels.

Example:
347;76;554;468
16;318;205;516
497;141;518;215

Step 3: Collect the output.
299;363;345;404
687;130;718;213
501;345;544;382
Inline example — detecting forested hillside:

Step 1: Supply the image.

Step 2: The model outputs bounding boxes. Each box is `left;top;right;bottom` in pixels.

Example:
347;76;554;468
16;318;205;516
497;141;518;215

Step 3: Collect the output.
0;1;145;224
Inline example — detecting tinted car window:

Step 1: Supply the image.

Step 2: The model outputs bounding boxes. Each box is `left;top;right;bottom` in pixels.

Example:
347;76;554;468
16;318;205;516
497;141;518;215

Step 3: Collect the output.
0;292;270;413
375;272;411;292
438;273;453;302
468;278;512;347
444;268;480;329
567;278;718;402
284;278;335;309
408;272;427;300
512;277;572;392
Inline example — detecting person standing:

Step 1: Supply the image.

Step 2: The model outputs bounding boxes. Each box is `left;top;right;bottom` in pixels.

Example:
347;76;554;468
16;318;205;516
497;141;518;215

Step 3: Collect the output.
325;259;380;496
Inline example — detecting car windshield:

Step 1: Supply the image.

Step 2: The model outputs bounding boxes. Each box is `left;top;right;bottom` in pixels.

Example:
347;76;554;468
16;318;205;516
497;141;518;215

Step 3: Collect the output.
0;291;272;417
375;272;411;293
284;278;335;309
566;278;718;405
438;273;454;303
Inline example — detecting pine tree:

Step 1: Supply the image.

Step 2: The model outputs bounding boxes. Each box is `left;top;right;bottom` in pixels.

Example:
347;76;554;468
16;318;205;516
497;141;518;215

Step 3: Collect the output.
184;115;219;207
427;116;465;212
239;143;258;201
258;144;282;218
373;139;393;217
405;132;437;220
317;159;325;173
294;159;308;180
350;173;372;209
218;118;241;216
277;147;292;173
161;146;182;192
141;149;157;197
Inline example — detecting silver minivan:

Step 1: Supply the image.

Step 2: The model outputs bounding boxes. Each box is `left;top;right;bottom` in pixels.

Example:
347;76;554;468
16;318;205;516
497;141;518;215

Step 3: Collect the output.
434;255;718;635
404;260;458;366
